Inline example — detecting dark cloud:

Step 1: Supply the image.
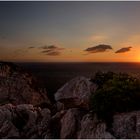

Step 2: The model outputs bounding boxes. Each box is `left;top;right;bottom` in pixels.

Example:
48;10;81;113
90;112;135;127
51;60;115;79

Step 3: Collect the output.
41;50;53;53
115;46;132;53
40;45;57;50
40;45;64;56
84;44;112;53
28;46;35;49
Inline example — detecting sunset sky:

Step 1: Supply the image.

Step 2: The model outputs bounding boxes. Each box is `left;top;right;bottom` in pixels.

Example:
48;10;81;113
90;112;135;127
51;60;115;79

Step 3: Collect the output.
1;1;140;62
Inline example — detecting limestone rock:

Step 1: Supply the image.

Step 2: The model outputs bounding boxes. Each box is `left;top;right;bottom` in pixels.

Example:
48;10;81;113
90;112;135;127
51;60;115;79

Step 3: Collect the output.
60;108;84;139
78;114;114;139
112;111;140;138
0;104;52;139
55;76;97;109
0;104;19;138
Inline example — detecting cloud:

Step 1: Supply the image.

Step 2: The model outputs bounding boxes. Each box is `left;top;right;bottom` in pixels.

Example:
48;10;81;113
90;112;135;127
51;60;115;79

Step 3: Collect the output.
84;44;112;53
40;45;64;56
115;46;132;53
40;45;57;50
43;51;60;56
28;46;35;49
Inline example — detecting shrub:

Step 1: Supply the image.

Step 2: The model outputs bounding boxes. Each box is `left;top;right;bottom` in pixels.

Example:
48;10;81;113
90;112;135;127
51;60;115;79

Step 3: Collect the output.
90;72;140;122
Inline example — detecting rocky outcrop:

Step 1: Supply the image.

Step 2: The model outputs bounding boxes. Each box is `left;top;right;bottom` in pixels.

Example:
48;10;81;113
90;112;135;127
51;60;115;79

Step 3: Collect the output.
60;108;85;139
1;62;140;139
111;111;140;138
55;76;97;109
77;114;114;139
2;103;140;139
0;62;19;77
0;104;52;138
0;62;50;106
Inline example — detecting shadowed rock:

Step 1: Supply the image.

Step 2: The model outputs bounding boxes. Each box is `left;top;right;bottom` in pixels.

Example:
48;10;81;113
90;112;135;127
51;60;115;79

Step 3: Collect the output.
0;104;52;139
0;62;50;106
60;108;85;139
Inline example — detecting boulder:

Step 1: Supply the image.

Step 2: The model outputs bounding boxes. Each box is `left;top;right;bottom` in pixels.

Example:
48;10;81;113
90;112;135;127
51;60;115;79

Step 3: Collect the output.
60;108;84;139
77;114;114;139
50;110;66;138
112;111;140;138
55;76;97;109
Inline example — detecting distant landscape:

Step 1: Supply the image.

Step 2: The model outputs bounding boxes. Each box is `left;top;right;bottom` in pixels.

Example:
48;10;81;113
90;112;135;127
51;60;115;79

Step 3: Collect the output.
17;62;140;97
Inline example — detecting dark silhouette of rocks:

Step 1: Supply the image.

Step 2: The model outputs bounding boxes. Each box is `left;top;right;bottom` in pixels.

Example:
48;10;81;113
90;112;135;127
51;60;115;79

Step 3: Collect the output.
0;61;50;106
0;62;140;138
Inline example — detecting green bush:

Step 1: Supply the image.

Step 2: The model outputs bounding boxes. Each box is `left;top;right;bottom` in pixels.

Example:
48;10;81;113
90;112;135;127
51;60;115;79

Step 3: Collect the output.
90;72;140;121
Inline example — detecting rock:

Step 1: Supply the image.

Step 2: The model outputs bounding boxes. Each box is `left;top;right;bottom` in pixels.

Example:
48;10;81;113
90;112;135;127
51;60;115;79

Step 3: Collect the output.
37;108;51;138
0;62;50;106
0;62;17;77
60;108;84;139
50;110;66;138
0;104;52;139
55;102;64;112
78;114;114;139
112;111;140;138
0;104;19;138
55;76;97;109
15;104;52;139
0;120;20;138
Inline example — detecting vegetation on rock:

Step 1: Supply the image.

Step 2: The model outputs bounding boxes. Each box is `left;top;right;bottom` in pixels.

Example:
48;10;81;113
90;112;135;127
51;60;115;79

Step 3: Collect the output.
90;71;140;122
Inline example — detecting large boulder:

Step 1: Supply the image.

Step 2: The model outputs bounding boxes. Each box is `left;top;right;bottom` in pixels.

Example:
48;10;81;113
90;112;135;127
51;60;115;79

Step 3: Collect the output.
112;111;140;138
77;114;114;139
0;62;50;106
55;76;97;109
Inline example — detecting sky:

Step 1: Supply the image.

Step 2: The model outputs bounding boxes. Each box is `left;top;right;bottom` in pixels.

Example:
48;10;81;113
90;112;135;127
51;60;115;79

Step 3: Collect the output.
1;1;140;62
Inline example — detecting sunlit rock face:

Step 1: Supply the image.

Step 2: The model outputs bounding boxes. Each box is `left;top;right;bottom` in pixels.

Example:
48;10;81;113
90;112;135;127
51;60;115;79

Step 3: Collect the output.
0;62;50;106
55;76;97;109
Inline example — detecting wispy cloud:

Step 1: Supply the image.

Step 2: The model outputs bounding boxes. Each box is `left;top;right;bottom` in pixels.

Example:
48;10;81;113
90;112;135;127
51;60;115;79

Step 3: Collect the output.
40;45;64;56
84;44;112;54
43;51;60;56
115;46;132;53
